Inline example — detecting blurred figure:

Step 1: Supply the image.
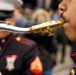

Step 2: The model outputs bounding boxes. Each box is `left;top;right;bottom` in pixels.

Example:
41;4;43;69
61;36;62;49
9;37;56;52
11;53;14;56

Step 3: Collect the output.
0;1;43;75
23;6;34;26
24;8;58;75
24;7;33;20
32;8;50;23
22;0;37;9
50;0;60;11
48;8;60;20
1;0;27;27
56;27;69;63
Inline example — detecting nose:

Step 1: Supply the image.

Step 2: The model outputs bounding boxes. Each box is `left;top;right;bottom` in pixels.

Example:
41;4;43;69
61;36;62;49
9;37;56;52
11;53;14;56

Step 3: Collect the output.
58;1;67;13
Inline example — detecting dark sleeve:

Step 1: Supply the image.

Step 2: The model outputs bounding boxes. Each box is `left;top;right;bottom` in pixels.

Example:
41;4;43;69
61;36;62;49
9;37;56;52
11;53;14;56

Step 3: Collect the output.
22;44;43;75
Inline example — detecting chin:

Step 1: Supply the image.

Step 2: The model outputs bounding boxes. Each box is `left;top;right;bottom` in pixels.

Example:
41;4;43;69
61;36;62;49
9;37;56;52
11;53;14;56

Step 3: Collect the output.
71;37;76;43
70;39;76;43
67;35;76;43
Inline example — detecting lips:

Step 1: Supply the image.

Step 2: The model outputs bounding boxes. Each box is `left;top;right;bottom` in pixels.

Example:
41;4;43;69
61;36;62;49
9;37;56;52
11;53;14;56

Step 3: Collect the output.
60;13;68;23
60;13;69;31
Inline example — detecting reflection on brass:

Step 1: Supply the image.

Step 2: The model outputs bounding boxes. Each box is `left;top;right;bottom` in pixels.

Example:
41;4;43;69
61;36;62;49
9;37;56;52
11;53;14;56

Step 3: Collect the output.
0;20;64;36
30;20;64;36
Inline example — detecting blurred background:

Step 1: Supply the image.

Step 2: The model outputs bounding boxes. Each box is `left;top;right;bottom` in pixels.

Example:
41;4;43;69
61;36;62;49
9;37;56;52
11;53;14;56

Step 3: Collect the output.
1;0;75;75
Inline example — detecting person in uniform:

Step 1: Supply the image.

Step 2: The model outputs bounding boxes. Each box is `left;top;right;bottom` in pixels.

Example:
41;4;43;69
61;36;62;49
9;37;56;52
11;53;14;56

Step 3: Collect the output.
58;0;76;75
1;0;27;27
0;1;43;75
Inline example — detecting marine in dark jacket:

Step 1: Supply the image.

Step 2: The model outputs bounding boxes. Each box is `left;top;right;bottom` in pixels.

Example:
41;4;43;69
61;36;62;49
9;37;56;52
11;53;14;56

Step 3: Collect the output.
0;1;42;75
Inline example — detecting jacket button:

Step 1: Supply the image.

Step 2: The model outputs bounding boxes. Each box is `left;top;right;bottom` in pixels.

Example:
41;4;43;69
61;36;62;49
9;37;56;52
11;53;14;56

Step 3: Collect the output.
16;37;21;41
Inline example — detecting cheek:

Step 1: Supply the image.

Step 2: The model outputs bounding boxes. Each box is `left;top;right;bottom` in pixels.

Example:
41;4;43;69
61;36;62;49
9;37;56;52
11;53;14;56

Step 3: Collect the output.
68;5;76;28
65;9;76;30
70;16;76;30
63;23;76;34
63;23;76;42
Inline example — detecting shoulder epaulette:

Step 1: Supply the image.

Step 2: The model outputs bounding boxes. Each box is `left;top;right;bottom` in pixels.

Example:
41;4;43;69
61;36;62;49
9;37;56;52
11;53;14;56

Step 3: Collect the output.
7;36;17;43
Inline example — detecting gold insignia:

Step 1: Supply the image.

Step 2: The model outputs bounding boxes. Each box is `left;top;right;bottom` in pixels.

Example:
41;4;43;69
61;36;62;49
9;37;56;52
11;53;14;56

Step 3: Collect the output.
71;69;75;75
7;67;13;71
30;56;43;74
16;37;21;41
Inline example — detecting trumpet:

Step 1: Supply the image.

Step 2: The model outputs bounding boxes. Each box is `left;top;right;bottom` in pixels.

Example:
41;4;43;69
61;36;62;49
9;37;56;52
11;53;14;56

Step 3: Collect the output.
0;20;64;36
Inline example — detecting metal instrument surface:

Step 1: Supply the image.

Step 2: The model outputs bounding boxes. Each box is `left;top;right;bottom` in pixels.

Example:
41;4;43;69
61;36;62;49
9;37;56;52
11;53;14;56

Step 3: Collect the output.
0;20;64;36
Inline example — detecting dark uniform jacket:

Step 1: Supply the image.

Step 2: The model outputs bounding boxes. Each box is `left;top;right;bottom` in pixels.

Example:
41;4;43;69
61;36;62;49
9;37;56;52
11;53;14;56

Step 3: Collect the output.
0;34;42;75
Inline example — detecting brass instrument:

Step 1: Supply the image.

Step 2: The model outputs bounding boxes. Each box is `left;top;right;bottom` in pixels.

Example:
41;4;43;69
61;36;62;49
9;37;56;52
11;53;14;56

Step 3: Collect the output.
0;20;64;36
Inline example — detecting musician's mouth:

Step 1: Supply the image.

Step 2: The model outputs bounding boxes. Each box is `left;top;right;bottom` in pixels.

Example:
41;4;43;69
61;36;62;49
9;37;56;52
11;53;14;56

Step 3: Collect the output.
60;13;68;23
